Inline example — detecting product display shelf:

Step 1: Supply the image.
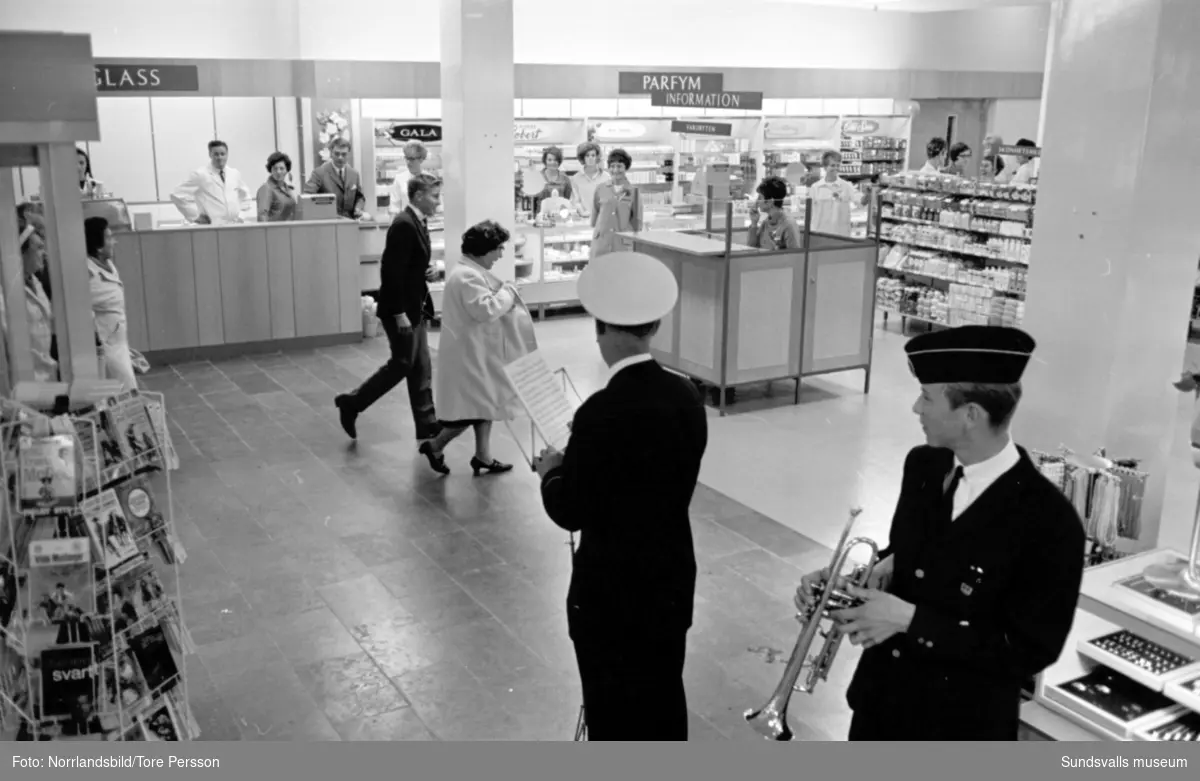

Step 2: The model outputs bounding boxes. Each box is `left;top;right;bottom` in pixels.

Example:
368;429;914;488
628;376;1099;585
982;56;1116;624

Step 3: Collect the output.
839;134;907;179
1030;548;1200;742
0;392;196;743
873;174;1036;332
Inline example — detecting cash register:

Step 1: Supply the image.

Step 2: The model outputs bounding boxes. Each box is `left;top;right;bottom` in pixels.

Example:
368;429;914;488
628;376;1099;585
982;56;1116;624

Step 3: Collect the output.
298;194;337;221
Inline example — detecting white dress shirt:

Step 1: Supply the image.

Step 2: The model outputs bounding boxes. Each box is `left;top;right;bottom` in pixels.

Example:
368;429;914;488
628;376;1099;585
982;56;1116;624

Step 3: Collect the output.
570;168;610;217
390;171;415;215
950;438;1021;520
607;353;654;386
919;161;940;174
808;176;862;236
1009;161;1036;185
171;164;253;224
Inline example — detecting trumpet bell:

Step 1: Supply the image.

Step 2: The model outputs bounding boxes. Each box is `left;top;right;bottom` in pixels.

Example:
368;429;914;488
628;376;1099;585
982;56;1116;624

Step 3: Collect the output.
743;703;794;741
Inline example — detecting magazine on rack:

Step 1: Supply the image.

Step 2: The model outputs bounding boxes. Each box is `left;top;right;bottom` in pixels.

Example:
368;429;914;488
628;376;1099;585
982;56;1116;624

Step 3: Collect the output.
39;643;97;721
138;696;181;741
25;536;96;658
106;393;162;474
143;398;178;471
81;490;141;572
17;433;77;516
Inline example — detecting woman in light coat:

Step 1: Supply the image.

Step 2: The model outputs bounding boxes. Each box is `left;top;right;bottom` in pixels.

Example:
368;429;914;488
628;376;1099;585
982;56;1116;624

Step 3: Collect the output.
84;216;137;389
419;220;538;476
6;211;58;381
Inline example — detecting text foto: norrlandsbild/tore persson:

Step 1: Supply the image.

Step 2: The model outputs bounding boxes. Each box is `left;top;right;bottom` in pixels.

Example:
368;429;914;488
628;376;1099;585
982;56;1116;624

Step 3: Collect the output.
13;755;220;769
1061;756;1188;769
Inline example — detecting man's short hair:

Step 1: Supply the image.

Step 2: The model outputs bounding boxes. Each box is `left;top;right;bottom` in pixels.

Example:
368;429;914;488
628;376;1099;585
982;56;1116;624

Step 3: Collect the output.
943;383;1022;430
595;319;659;340
208;139;228;153
328;137;352;151
407;172;442;200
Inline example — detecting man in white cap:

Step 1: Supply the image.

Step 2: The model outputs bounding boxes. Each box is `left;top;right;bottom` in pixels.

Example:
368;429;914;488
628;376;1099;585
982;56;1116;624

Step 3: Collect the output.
533;251;708;741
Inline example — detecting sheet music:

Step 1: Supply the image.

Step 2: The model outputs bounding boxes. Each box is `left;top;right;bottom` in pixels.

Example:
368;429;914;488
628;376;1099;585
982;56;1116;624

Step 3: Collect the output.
503;351;575;451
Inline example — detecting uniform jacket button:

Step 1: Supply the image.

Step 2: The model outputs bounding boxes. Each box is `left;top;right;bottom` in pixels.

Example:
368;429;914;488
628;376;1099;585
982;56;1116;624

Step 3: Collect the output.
892;649;901;658
915;569;924;578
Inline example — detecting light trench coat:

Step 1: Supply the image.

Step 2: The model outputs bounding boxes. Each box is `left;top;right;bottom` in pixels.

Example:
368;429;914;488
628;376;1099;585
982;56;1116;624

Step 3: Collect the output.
434;258;538;422
89;257;137;389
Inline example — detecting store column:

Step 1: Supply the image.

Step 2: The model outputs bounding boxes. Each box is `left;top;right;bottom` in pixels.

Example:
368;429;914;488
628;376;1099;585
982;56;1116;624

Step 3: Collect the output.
1015;0;1200;551
439;0;515;276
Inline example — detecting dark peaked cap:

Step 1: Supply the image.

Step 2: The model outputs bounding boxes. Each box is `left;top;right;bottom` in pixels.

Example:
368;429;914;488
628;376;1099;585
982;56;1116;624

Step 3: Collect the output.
905;325;1036;385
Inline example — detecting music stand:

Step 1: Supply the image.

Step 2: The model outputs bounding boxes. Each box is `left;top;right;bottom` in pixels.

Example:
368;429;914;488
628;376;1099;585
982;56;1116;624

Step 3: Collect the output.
501;360;588;740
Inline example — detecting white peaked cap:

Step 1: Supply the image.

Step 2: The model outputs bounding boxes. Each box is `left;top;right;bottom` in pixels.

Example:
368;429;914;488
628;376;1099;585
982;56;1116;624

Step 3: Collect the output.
577;252;679;326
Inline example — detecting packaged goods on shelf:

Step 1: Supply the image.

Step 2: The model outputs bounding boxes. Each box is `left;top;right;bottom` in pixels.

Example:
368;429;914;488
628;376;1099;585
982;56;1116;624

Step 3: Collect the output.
0;392;195;743
880;219;1031;264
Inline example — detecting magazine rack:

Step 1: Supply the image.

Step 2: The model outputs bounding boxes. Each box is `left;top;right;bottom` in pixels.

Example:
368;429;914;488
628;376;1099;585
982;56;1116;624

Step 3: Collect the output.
502;364;588;741
0;390;194;742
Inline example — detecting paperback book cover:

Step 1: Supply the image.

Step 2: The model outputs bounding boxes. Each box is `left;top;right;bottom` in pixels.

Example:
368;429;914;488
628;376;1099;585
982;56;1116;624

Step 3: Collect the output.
114;479;166;548
127;624;179;695
81;490;141;572
39;643;97;720
83;408;130;487
144;399;179;472
107;394;162;474
138;696;181;741
98;649;149;713
72;415;105;496
16;433;77;516
25;536;95;658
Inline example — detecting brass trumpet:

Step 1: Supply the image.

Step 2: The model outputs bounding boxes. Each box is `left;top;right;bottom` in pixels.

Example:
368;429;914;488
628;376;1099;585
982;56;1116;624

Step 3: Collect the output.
744;507;880;741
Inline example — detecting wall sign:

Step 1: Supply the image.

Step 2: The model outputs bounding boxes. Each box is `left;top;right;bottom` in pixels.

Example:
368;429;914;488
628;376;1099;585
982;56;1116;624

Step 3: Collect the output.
512;120;585;144
619;71;723;95
94;64;199;92
386;123;443;143
998;144;1041;157
765;117;841;140
650;90;763;111
841;118;880;135
671;120;732;137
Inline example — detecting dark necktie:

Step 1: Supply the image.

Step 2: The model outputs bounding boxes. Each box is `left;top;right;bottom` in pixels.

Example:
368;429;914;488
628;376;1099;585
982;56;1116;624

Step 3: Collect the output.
219;170;226;184
942;466;964;524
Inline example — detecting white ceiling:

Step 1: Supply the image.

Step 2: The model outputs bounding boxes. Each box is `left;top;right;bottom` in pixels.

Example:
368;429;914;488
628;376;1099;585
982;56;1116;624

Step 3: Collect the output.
762;0;1050;11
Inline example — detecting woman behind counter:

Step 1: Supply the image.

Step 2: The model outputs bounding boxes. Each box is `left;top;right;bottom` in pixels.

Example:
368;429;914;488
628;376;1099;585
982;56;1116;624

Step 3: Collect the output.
569;142;610;219
257;152;297;222
7;210;58;381
418;220;537;477
591;148;639;258
84;217;137;389
77;147;106;199
746;176;801;250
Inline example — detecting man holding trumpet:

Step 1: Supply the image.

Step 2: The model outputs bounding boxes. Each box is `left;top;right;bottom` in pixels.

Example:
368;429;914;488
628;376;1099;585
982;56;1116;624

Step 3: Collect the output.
796;325;1085;740
533;252;708;741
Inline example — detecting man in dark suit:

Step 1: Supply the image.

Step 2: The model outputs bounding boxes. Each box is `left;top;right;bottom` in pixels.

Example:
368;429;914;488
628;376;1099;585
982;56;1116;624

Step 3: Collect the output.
304;138;367;219
796;325;1085;741
336;173;442;444
533;252;708;741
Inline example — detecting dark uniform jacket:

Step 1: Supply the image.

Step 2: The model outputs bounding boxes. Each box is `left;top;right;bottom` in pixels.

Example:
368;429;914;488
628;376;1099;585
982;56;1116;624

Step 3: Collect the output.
375;207;434;324
846;444;1085;740
540;359;708;644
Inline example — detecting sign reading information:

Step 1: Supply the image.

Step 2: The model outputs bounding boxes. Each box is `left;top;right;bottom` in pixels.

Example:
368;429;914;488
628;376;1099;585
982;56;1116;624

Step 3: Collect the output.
650;90;763;111
618;71;723;94
95;64;199;92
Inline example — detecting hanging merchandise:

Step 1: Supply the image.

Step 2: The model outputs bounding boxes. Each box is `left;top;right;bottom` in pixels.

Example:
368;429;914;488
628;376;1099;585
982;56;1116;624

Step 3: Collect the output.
0;390;193;743
1030;447;1149;566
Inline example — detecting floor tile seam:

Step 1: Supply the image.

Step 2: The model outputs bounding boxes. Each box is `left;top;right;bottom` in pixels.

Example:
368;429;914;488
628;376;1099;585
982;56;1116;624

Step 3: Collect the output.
694;481;834;558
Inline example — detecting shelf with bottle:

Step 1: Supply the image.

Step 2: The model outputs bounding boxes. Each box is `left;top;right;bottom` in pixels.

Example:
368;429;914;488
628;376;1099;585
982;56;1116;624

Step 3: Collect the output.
876;277;1025;329
878;244;1028;298
880;172;1037;204
877;219;1031;265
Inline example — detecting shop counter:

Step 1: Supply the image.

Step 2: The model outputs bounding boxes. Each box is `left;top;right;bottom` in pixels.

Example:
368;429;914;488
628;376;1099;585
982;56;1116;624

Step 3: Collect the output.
622;228;878;414
113;219;362;361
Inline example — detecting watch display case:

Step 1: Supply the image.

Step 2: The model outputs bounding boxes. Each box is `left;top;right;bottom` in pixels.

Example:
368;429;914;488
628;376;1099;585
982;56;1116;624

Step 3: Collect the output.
1028;548;1200;741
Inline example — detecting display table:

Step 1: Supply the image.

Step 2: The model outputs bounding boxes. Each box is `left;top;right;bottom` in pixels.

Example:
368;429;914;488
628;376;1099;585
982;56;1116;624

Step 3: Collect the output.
1030;548;1200;742
114;219;363;362
623;228;878;414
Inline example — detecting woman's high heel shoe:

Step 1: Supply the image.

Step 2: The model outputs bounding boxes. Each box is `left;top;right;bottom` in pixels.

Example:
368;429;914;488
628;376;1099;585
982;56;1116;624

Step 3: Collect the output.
470;457;513;477
419;441;450;475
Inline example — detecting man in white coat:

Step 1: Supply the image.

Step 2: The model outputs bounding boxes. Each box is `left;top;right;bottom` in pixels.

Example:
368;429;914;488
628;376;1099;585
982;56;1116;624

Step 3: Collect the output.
171;140;253;225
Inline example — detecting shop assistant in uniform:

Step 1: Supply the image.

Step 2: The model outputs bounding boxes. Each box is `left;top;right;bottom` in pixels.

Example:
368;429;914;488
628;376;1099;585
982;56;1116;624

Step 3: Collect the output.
797;325;1085;740
533;252;708;741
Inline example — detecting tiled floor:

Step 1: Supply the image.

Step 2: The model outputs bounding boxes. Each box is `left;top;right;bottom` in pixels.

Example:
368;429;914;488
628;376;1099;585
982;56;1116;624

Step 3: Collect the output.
152;311;1199;742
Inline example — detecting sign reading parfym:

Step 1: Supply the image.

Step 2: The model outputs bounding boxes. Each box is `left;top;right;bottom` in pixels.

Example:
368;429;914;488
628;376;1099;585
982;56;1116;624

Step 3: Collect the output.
95;64;200;92
670;121;733;137
651;91;763;111
618;71;723;94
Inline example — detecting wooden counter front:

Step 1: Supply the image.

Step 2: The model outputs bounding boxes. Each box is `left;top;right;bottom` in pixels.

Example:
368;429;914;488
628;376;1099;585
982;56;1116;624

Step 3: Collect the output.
114;220;362;360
